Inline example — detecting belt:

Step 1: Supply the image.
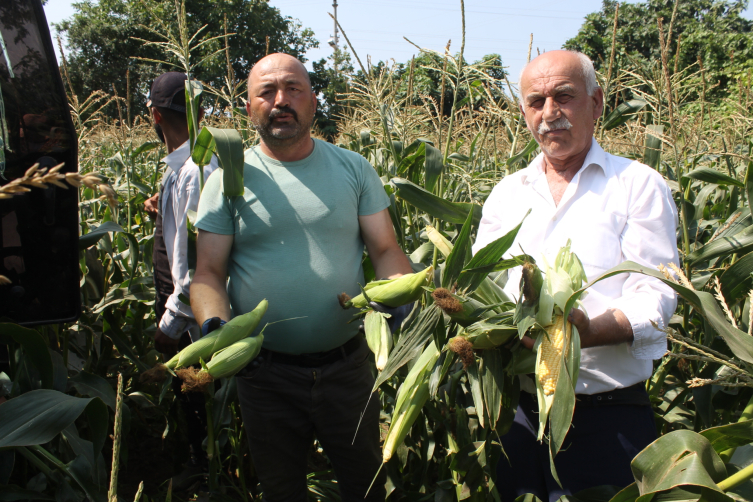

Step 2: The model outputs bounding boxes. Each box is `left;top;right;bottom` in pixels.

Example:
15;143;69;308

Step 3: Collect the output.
258;335;363;368
576;382;651;407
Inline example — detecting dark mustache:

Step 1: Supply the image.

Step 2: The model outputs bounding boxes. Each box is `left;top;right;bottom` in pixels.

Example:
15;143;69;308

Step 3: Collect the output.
269;106;298;121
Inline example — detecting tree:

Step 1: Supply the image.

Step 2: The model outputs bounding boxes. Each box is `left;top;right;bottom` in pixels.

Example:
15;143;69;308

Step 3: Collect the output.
56;0;318;119
310;49;354;140
564;0;753;101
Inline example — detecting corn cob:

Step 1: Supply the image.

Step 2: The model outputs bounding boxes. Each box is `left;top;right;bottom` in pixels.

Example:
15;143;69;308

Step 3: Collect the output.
341;267;433;309
537;314;570;396
178;334;264;391
382;342;440;462
175;299;268;369
364;311;392;371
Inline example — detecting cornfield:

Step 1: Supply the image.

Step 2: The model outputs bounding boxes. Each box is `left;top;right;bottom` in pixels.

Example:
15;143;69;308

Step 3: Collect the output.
2;1;753;501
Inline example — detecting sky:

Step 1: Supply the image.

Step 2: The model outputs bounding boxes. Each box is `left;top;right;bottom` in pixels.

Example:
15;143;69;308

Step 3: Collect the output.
42;0;753;85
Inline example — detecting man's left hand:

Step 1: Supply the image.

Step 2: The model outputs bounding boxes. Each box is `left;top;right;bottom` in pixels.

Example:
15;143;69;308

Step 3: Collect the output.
518;307;633;350
369;302;413;333
154;327;179;355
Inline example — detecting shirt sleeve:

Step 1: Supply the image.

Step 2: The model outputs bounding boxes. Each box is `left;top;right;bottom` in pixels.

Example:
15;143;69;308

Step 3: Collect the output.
161;166;202;338
195;167;236;235
610;168;679;360
357;158;390;216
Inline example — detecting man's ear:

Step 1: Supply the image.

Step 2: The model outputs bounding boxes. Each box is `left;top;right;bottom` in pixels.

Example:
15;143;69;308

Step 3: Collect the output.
592;87;605;120
311;90;317;109
151;107;162;124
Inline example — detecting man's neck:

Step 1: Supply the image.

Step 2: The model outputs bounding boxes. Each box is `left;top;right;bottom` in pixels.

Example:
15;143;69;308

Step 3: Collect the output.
542;141;593;206
259;136;315;162
165;131;190;154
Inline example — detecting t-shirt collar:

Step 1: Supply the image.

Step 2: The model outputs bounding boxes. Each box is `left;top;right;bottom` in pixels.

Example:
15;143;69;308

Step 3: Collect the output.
162;140;191;173
521;137;609;184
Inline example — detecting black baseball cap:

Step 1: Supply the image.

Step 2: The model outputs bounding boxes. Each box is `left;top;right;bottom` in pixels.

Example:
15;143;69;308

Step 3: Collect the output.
146;72;187;112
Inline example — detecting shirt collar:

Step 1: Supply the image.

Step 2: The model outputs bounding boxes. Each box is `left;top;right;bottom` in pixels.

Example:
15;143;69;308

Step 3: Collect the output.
521;137;610;184
162;140;191;173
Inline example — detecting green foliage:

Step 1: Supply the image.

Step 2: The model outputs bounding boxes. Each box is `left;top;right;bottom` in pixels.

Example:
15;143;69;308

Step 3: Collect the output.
57;0;318;118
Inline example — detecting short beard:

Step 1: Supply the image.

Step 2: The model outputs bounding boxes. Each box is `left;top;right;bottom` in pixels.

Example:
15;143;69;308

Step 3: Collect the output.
251;106;312;148
538;117;573;135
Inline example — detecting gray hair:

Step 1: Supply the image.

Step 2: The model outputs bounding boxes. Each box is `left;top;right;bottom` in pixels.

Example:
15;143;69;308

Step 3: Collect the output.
519;50;600;96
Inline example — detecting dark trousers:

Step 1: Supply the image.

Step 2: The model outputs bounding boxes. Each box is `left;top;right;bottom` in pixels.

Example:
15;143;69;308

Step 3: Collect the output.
497;389;656;502
236;340;385;502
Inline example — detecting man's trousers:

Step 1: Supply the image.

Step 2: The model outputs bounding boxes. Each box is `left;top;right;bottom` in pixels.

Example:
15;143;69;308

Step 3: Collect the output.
236;339;385;502
496;387;656;502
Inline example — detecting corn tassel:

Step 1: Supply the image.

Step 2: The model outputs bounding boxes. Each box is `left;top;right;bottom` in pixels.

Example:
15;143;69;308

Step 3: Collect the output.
176;299;268;369
364;311;392;371
382;342;440;462
343;267;433;309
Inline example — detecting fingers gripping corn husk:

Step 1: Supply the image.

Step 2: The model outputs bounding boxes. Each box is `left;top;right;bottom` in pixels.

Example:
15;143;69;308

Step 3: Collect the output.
340;267;433;309
382;342;440;463
176;299;268;369
140;299;268;383
364;311;392;371
178;334;264;392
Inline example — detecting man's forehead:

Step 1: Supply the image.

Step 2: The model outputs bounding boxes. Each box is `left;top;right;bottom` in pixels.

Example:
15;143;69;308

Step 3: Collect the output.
250;56;307;86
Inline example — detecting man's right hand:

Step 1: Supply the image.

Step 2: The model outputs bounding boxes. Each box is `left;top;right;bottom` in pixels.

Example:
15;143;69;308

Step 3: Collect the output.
154;327;179;355
144;193;159;219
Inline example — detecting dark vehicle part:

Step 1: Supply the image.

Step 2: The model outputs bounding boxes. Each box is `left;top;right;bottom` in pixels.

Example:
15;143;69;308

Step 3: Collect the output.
0;0;80;325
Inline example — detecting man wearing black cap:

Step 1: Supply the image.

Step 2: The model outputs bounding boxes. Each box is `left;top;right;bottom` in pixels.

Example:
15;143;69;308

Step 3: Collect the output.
143;71;218;488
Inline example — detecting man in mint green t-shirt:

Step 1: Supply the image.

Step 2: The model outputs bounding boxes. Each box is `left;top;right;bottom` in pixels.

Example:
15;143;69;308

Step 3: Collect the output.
192;53;412;501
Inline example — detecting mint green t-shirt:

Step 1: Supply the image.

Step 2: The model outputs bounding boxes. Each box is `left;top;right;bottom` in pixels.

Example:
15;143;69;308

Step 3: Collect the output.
195;139;390;354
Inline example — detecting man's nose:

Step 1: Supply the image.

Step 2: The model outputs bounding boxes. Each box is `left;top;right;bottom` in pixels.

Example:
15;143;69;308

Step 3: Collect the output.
542;97;560;123
274;89;289;108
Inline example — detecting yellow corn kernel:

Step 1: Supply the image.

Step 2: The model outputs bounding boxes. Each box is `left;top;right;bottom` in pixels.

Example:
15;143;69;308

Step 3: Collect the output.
537;314;570;395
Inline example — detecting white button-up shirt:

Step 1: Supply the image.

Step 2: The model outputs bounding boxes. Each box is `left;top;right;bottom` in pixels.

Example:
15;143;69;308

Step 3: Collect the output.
160;141;218;340
472;138;679;394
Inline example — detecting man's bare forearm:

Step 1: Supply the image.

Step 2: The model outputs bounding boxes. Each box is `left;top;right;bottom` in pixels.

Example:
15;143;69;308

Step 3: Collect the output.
571;308;633;349
372;247;413;280
190;273;232;325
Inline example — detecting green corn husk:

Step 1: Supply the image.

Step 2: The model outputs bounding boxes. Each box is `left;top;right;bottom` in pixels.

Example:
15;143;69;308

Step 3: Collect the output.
431;288;486;326
343;266;433;309
364;311;392;371
382;342;440;462
176;299;268;369
177;334;265;392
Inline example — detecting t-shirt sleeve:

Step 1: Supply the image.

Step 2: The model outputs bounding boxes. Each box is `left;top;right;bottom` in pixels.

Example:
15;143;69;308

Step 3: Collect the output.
357;158;390;216
195;168;236;235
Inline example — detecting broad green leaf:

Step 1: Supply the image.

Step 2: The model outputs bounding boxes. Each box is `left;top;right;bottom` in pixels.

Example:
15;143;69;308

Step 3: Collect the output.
69;371;117;411
0;324;53;389
564;262;753;364
479;349;505;431
396;141;425;177
684;167;743;188
0;389;106;448
631;430;729;499
549;353;576;457
693;184;718;220
643;125;663;170
602;99;647;130
392;177;482;225
457;210;530;292
443;207;475;288
745;160;753;208
424;141;444;193
79;221;124;250
700;419;753;454
687;225;753;266
720;252;753;305
507;139;539;167
192;126;245;197
467;360;486;428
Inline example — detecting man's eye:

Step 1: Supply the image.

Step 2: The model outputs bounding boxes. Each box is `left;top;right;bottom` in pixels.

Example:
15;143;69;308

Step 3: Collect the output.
529;99;543;108
557;94;573;103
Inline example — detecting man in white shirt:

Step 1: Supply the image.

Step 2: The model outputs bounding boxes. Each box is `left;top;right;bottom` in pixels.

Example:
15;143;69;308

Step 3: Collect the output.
143;72;217;487
472;50;678;500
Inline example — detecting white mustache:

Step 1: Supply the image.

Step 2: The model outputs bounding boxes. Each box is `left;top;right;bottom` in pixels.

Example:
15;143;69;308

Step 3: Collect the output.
538;117;573;135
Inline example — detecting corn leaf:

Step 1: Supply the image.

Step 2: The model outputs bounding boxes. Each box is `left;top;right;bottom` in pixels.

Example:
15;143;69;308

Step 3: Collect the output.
457;210;530;292
720;251;753;305
699;419;753;454
643;124;663;170
686;224;753;265
602;99;647;130
478;349;505;431
192;126;245;197
443;207;475;288
683;167;744;188
391;177;481;225
466;360;485;429
79;221;124;250
0;323;53;389
0;389;107;449
630;430;730;500
564;261;753;364
424;141;444;193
